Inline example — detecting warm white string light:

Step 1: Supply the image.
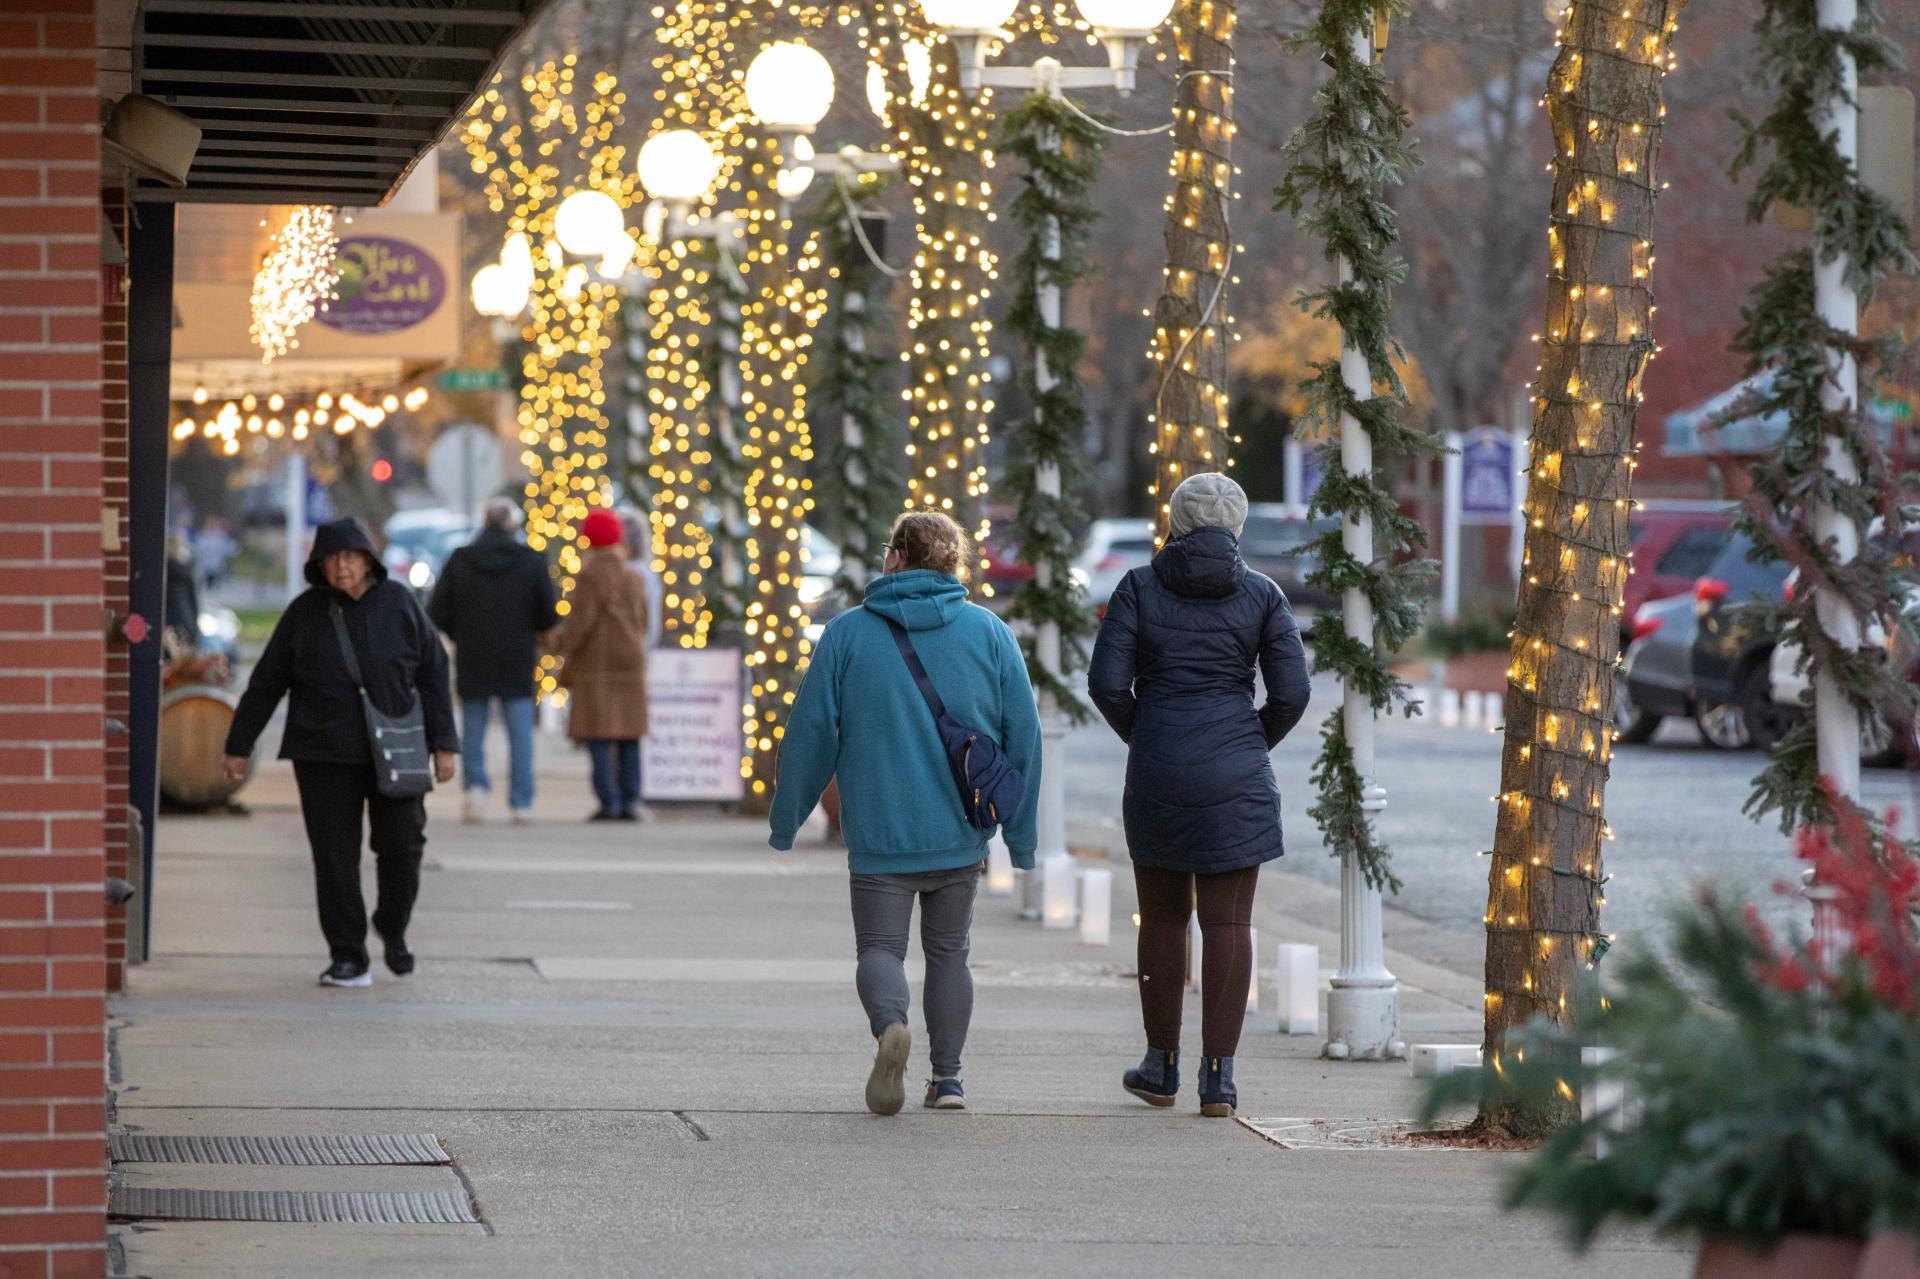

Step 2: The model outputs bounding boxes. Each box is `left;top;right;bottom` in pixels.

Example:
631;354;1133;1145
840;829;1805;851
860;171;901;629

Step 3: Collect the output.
249;205;342;364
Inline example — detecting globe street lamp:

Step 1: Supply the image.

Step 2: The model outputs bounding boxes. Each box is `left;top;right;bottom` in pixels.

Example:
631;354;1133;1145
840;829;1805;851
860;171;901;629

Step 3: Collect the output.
925;0;1174;94
743;41;836;140
552;188;626;258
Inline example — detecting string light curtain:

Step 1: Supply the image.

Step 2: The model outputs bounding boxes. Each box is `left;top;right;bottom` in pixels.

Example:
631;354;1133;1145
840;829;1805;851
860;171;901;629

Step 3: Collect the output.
737;157;830;802
1726;0;1918;835
1144;0;1236;541
461;58;639;697
250;205;340;363
1481;0;1683;1135
861;5;1001;562
1277;0;1436;898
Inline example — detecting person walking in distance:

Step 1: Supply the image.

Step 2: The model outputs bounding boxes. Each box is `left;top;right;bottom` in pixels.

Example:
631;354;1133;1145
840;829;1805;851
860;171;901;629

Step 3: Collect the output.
769;512;1043;1115
549;508;650;821
428;499;560;825
1089;474;1311;1117
221;518;459;987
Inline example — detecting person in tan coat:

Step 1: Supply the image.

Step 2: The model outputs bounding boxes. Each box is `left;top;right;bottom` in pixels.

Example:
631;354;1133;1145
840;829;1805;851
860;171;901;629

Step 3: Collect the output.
550;508;650;821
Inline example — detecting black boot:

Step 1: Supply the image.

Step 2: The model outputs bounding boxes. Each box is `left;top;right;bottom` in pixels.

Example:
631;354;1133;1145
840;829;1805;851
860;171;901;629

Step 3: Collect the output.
1198;1056;1237;1117
1122;1046;1179;1108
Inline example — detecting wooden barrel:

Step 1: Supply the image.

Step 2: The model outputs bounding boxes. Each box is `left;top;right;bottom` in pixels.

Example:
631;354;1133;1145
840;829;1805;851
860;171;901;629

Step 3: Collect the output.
159;685;249;808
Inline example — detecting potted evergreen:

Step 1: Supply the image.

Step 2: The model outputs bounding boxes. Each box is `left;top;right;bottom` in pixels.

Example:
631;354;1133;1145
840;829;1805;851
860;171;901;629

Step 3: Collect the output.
1427;797;1920;1277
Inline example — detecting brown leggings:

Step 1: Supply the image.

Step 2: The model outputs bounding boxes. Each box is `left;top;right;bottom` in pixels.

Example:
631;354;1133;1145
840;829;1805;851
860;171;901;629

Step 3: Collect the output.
1134;863;1259;1059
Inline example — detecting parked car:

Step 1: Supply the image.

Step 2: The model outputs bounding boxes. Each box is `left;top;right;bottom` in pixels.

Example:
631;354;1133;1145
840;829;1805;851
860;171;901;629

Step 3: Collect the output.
796;526;847;623
1070;518;1156;613
1767;543;1920;767
978;525;1032;610
1240;504;1339;609
1623;502;1734;641
1615;590;1699;744
1688;529;1793;750
381;508;472;593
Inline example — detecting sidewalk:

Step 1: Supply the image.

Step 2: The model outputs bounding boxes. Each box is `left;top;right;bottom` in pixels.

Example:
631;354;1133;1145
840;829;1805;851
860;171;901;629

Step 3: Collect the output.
109;730;1689;1277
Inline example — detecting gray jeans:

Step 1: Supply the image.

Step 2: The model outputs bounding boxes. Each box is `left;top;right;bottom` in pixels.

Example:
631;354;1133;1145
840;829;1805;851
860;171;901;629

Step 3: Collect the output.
849;863;983;1079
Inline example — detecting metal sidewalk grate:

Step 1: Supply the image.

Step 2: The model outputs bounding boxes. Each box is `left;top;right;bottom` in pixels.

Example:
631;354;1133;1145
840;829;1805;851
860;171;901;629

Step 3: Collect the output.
111;1187;477;1225
110;1133;449;1166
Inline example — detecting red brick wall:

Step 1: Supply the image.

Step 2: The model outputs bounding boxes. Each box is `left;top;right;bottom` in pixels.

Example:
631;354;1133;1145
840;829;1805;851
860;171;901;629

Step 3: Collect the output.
101;193;128;996
0;5;112;1276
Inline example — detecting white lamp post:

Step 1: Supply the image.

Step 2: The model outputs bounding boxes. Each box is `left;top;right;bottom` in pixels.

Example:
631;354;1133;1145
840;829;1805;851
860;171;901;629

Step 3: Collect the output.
922;0;1172;920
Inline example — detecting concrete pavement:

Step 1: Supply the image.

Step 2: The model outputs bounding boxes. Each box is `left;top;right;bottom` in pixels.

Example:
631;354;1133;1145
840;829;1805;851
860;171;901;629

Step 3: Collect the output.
109;727;1691;1277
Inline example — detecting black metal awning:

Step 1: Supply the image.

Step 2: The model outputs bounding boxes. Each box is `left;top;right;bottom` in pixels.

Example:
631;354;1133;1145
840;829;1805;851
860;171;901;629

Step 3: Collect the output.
133;0;548;205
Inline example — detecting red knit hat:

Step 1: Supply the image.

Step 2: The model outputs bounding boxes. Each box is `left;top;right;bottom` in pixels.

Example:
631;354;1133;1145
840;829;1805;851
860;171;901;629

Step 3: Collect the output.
580;507;623;548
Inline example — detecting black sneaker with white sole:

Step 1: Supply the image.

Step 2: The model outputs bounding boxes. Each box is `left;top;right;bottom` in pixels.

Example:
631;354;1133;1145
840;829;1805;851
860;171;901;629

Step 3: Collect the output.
381;935;415;976
318;960;371;987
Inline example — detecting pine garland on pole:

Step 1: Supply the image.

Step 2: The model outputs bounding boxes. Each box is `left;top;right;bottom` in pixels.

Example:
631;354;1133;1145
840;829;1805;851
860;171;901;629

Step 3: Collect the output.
1726;0;1918;836
999;90;1107;719
810;175;902;601
1276;0;1435;896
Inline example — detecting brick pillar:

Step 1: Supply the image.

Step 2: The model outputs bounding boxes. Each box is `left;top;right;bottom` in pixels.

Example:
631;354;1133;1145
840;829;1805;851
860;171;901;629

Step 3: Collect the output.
102;192;129;994
0;5;112;1276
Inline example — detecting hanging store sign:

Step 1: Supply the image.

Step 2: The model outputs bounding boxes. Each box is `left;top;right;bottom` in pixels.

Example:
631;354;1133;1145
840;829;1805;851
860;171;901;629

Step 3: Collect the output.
319;235;448;336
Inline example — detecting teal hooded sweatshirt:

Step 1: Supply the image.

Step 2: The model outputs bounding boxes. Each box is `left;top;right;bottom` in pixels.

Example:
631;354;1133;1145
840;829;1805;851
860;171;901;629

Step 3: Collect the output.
768;570;1043;874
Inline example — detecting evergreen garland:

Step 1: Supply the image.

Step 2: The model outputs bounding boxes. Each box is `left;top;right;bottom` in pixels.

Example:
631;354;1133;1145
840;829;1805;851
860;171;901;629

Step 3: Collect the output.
1727;0;1918;833
999;92;1107;719
809;176;902;601
1276;0;1436;894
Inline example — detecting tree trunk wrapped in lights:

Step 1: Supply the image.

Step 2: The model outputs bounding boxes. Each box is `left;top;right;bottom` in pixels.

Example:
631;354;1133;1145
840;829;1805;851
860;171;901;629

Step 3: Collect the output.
810;174;902;602
862;11;1000;558
1277;0;1435;899
1481;0;1684;1135
1000;91;1106;718
738;157;830;807
1727;0;1918;836
459;61;637;697
1146;0;1236;541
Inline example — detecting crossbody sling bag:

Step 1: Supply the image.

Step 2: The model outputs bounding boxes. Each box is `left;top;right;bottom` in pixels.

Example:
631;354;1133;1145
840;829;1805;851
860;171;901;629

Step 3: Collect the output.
329;600;435;798
877;612;1023;833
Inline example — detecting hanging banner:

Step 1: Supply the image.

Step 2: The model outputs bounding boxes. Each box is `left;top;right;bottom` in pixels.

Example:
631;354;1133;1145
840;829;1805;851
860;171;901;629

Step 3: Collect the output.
1458;429;1517;525
642;648;746;803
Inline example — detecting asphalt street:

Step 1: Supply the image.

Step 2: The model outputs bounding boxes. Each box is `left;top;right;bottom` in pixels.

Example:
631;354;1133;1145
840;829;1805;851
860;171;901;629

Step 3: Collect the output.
1063;670;1920;968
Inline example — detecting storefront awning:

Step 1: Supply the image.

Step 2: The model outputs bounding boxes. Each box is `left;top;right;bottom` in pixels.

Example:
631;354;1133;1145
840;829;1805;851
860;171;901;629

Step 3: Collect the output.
132;0;547;205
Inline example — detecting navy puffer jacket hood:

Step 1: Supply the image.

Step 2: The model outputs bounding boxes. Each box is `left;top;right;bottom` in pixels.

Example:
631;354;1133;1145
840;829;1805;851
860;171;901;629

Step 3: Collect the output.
1088;526;1312;873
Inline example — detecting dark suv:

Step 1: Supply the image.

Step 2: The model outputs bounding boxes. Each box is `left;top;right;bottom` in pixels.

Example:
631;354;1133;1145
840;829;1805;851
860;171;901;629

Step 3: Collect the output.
1688;529;1792;749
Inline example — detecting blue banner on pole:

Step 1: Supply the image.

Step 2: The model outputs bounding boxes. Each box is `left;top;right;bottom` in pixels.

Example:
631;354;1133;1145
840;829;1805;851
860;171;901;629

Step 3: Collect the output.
305;475;335;528
1459;430;1515;525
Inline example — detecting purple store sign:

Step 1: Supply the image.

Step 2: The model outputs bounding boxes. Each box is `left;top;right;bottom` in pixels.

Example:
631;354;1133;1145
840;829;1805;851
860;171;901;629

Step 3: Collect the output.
318;236;446;335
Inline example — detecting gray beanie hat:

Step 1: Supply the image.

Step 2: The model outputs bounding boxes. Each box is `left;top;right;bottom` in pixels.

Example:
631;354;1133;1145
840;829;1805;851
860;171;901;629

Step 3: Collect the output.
1167;472;1249;541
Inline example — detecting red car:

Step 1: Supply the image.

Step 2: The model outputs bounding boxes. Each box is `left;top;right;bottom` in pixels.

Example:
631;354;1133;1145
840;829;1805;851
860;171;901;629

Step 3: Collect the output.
1623;502;1734;639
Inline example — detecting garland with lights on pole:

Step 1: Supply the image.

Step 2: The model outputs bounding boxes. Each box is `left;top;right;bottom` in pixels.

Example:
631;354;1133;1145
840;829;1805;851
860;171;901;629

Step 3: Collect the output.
1476;0;1685;1138
1144;0;1237;538
809;169;903;601
998;86;1107;722
1724;0;1918;837
1274;1;1434;1063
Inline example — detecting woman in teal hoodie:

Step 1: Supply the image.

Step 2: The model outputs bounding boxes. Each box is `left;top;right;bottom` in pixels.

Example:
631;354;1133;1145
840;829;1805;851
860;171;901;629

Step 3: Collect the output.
770;512;1042;1116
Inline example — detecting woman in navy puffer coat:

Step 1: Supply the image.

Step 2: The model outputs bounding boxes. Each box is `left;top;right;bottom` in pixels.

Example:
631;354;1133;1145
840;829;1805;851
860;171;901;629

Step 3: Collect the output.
1089;472;1311;1118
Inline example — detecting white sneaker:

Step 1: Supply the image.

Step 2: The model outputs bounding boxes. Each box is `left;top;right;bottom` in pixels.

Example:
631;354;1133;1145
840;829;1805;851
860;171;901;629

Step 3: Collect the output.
462;793;484;825
509;809;532;826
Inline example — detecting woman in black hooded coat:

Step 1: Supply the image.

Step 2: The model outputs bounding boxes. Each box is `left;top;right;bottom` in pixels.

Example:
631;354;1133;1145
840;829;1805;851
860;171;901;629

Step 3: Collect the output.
1088;472;1311;1118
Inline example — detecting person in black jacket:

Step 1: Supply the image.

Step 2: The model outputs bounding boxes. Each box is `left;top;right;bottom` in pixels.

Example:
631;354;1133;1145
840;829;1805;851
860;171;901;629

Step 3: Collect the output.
221;517;459;987
428;500;559;825
1088;472;1311;1119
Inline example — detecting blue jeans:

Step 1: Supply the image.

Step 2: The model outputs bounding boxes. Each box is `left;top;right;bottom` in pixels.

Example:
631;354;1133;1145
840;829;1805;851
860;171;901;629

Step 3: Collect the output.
460;696;536;812
587;739;642;815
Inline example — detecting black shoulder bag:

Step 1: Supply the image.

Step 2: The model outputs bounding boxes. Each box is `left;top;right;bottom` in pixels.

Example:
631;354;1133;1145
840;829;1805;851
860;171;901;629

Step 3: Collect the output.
330;601;434;798
878;613;1023;833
